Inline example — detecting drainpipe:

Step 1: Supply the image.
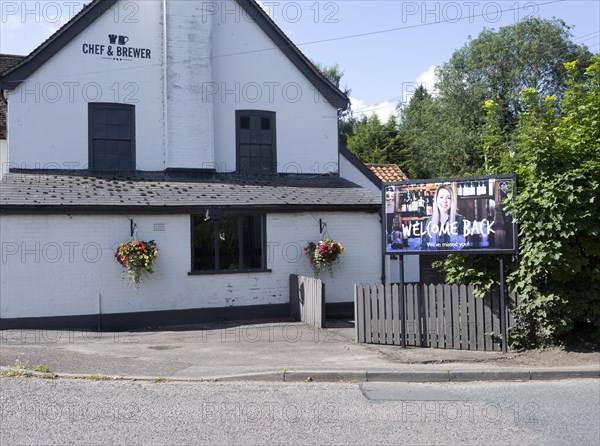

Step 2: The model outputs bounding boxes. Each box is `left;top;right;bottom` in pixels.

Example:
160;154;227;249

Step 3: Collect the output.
381;208;386;285
162;0;169;170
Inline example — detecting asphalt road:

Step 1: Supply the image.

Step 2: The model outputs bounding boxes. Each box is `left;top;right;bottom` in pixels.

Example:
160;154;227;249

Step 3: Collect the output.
1;378;598;445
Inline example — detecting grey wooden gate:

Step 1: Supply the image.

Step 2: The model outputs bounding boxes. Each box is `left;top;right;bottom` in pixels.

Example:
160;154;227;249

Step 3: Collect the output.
354;283;518;351
290;274;325;328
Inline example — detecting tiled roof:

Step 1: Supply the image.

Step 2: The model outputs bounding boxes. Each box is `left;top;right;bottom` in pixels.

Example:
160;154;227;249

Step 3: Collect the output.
0;54;25;74
366;164;408;183
0;172;380;211
0;54;26;138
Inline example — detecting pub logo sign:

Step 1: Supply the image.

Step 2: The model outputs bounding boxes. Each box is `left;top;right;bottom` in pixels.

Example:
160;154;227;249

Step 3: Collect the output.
82;34;152;61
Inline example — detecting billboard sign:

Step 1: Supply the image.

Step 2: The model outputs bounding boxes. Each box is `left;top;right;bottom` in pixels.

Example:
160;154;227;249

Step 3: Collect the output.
384;175;517;255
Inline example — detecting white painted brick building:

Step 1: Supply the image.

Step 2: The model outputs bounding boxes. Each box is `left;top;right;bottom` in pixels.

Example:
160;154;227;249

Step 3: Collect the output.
0;0;381;329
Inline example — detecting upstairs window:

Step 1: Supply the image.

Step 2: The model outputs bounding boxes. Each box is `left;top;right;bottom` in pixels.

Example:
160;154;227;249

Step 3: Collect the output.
236;110;276;174
191;212;266;273
88;103;135;172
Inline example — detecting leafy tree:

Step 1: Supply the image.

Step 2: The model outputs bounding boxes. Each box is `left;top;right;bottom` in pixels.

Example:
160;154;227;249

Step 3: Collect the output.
312;60;356;145
338;114;358;147
312;61;351;97
346;114;408;168
397;85;433;177
438;18;590;127
399;18;592;178
440;56;600;347
398;86;476;178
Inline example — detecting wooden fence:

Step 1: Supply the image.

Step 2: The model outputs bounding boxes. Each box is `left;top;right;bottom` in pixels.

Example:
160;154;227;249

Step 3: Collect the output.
354;283;518;351
289;274;325;328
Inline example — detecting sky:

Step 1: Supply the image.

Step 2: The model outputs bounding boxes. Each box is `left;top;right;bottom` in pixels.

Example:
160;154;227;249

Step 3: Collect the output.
1;0;598;120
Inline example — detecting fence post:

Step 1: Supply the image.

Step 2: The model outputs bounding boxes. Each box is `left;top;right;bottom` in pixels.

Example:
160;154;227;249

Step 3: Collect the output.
354;284;359;342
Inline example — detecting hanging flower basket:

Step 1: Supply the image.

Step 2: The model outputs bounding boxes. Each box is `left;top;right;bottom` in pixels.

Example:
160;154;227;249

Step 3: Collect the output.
304;239;345;276
115;240;158;286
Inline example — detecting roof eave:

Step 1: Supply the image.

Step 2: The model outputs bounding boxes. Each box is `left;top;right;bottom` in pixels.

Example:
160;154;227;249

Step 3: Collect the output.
0;203;379;214
0;0;119;90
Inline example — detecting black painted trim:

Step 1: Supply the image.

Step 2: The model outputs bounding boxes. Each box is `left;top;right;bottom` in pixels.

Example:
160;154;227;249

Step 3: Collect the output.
188;269;272;276
0;303;290;331
0;0;119;90
0;204;380;215
325;302;354;319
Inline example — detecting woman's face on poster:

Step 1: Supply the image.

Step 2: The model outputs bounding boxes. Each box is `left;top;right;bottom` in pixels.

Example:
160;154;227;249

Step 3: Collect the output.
437;188;452;214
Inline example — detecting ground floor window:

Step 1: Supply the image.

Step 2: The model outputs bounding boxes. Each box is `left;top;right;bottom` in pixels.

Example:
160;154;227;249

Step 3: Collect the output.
191;212;266;273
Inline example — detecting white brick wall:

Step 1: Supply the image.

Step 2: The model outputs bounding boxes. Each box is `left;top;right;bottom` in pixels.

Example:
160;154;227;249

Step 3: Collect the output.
267;212;381;303
0;211;380;319
166;0;214;168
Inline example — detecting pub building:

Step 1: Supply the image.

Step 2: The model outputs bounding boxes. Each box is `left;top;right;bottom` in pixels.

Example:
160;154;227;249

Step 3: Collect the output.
0;0;382;329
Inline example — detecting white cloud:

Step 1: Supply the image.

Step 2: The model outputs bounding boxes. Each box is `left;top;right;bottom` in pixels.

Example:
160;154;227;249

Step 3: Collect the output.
398;65;439;107
416;65;438;95
349;65;439;122
350;97;398;122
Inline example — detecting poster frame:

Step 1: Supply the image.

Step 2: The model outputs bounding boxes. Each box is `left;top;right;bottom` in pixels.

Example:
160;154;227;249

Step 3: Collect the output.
382;174;518;256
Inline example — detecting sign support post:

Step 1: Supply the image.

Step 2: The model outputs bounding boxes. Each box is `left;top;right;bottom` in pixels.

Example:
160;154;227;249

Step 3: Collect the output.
499;256;507;353
383;175;517;352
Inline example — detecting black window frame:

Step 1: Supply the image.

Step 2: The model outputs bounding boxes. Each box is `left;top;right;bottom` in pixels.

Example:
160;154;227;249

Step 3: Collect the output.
189;211;269;275
235;110;277;174
88;102;136;172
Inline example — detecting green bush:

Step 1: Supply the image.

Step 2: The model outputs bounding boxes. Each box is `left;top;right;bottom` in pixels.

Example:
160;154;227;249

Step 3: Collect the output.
441;57;600;348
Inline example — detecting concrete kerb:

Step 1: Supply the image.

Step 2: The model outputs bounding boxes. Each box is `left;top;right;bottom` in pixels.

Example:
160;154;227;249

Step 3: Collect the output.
366;371;450;382
529;369;600;380
1;366;598;383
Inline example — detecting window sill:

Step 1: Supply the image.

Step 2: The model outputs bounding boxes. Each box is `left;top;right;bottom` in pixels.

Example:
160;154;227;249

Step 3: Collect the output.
188;269;272;276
